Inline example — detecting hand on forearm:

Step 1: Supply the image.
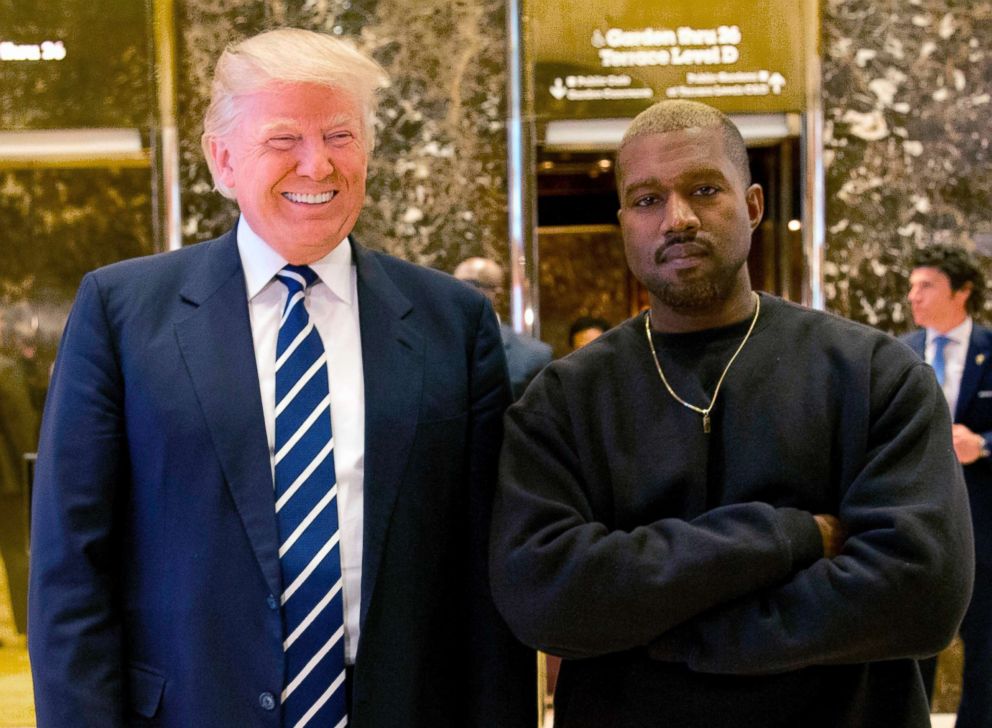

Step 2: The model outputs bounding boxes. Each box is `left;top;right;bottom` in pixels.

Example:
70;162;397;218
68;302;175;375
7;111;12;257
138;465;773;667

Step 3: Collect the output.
952;424;985;465
813;514;847;558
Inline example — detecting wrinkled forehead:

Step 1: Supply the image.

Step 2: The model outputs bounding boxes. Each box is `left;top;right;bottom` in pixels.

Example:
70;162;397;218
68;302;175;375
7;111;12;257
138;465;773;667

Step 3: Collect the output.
232;82;364;129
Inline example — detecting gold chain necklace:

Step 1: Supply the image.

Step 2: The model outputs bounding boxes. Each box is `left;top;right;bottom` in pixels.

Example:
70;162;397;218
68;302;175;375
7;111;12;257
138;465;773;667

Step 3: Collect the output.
643;292;761;434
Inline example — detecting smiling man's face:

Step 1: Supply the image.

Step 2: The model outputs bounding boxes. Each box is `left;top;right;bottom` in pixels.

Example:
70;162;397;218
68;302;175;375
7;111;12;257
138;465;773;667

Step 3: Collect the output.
209;82;368;264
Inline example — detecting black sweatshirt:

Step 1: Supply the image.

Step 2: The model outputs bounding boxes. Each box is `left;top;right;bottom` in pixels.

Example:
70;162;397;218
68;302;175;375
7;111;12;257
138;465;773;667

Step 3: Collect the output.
491;293;974;727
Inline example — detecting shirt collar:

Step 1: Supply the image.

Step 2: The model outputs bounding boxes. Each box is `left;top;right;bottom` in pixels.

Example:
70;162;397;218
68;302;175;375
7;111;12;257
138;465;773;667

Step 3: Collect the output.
236;215;354;304
927;317;972;348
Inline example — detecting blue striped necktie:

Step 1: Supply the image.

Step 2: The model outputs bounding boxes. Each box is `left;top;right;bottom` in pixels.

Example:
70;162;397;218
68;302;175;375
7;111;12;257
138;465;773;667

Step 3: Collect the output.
274;264;348;728
932;334;950;386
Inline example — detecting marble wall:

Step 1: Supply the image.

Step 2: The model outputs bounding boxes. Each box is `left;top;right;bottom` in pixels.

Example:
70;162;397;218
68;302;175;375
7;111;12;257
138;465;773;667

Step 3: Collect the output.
821;2;989;708
170;0;992;330
822;0;992;333
176;0;510;272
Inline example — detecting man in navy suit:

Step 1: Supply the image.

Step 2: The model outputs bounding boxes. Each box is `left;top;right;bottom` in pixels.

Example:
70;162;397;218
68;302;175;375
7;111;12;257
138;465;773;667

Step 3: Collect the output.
453;257;552;400
28;28;534;728
904;243;991;728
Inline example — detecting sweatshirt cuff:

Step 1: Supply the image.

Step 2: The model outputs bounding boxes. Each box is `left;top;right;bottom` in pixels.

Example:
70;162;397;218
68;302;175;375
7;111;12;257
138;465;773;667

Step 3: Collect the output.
777;507;825;567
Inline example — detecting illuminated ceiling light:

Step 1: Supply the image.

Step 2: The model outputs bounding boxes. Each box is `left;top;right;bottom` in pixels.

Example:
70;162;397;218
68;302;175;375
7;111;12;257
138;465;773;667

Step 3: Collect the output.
0;128;143;161
787;219;802;232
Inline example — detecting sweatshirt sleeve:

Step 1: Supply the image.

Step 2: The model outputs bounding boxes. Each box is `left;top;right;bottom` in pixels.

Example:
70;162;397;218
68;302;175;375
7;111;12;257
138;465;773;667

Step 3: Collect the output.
489;366;825;659
646;360;974;673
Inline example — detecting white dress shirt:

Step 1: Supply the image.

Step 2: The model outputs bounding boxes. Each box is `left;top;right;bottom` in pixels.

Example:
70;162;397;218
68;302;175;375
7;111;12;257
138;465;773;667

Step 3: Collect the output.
237;217;365;664
926;317;972;419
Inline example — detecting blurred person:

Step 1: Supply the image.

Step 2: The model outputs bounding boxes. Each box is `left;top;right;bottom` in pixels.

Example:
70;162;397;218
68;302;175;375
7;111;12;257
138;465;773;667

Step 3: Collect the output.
0;316;36;640
29;28;534;728
490;99;973;727
904;243;992;728
454;257;552;399
568;316;610;351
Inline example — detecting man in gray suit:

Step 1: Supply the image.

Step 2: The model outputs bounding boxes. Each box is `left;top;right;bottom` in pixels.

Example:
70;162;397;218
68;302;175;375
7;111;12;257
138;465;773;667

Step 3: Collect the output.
454;257;552;399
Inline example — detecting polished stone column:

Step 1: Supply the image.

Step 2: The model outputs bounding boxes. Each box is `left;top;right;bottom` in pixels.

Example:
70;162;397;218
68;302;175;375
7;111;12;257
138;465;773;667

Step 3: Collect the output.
822;0;992;334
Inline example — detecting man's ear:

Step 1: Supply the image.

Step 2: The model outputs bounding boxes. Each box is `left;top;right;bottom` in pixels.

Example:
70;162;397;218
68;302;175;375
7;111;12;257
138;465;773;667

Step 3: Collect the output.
956;281;974;305
745;183;764;232
209;137;236;190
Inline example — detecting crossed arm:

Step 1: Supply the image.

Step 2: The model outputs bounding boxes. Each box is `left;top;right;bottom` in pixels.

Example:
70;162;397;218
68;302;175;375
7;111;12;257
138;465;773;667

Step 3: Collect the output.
490;362;973;672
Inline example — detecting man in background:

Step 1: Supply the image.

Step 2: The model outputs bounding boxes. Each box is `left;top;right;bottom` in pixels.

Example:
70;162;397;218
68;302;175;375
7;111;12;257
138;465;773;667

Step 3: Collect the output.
29;28;533;728
454;257;552;399
490;99;973;727
904;243;991;728
567;316;610;351
0;315;36;642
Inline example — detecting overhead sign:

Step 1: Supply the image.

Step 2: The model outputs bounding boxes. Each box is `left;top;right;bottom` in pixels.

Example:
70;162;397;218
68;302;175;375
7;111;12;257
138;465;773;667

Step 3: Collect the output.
531;0;809;120
0;3;150;130
0;40;67;62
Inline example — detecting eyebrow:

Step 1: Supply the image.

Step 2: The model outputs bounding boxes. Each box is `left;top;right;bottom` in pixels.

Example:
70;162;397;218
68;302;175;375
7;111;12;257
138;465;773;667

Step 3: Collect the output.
260;113;358;135
623;167;732;192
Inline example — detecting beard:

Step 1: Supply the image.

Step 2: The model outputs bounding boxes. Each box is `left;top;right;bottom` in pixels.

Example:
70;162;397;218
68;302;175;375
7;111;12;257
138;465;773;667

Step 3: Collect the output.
649;242;747;311
654;277;735;309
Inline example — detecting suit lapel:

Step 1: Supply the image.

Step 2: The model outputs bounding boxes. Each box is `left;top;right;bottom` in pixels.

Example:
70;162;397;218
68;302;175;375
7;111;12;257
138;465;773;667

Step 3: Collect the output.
353;241;424;629
174;231;282;599
906;329;926;359
957;326;992;421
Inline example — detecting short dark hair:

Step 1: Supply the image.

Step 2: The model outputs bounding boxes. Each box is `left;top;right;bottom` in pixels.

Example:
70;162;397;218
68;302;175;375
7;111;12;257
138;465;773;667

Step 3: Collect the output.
569;316;610;344
911;244;986;313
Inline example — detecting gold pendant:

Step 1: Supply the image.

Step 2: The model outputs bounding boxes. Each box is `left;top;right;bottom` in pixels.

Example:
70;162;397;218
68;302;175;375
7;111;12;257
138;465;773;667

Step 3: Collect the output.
703;412;711;434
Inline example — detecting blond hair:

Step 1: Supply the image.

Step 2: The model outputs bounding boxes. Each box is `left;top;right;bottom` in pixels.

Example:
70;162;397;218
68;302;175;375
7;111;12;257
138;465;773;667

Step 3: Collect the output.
201;28;389;199
618;100;750;188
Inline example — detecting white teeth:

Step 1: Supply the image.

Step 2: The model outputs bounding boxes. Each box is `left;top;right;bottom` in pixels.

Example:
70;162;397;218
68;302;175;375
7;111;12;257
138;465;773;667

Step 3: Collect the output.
283;191;334;204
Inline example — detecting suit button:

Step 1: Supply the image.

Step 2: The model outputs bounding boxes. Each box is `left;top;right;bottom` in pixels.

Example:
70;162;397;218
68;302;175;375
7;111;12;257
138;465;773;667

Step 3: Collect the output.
259;692;276;711
267;594;278;610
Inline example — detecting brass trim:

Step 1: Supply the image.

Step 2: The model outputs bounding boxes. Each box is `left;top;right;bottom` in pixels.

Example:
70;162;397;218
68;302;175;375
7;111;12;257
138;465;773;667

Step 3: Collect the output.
0;152;152;170
153;0;182;252
801;0;826;309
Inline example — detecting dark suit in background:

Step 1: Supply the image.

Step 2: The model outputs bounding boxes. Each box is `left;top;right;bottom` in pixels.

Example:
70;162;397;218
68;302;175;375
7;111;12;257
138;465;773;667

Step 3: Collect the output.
452;257;553;401
905;325;992;727
0;353;35;636
501;323;552;400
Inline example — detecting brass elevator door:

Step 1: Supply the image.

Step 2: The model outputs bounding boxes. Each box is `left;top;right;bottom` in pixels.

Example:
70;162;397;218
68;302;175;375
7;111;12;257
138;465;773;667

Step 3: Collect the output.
535;139;802;358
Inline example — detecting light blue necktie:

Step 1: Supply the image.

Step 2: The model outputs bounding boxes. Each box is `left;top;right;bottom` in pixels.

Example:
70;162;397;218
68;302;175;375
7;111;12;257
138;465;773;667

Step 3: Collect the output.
274;265;348;728
932;335;950;387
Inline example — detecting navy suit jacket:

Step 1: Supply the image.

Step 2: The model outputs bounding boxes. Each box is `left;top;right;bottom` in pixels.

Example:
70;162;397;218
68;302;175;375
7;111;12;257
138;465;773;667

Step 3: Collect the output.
904;325;992;570
500;324;552;400
28;229;535;727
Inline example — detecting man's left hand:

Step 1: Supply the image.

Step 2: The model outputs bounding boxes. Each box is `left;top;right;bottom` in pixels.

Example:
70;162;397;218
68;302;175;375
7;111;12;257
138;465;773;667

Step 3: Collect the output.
952;423;987;464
